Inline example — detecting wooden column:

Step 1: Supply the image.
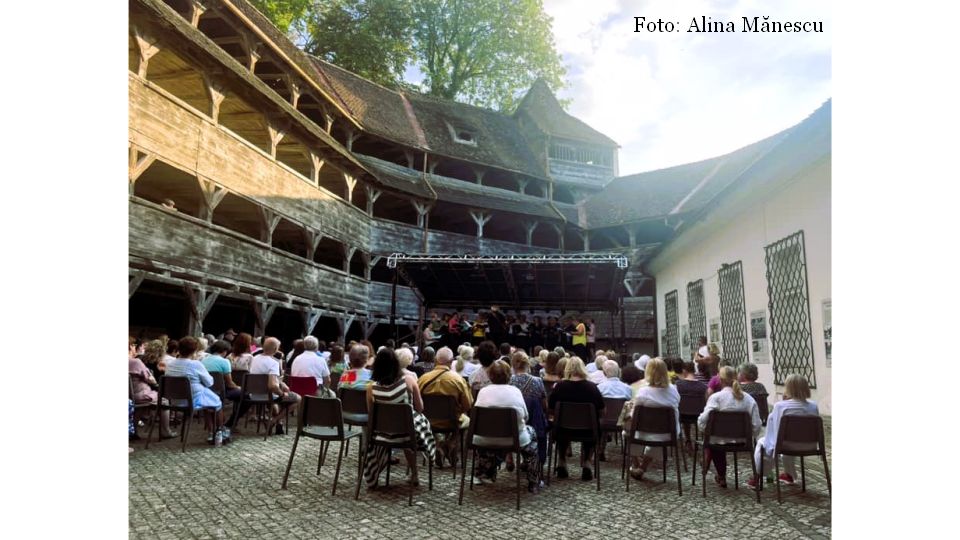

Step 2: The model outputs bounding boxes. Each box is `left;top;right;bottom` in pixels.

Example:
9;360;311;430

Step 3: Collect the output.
362;319;379;340
343;173;358;203
364;185;382;216
522;220;538;246
286;78;302;108
412;201;431;228
301;307;325;336
342;245;357;273
363;253;380;280
391;268;399;342
517;177;529;195
128;148;156;194
473;167;486;186
202;73;227;123
469;210;492;238
335;313;357;342
185;286;219;337
267;123;285;159
427;158;439;174
129;271;146;299
188;0;207;27
343;127;359;152
581;230;591;252
132;26;160;79
626;226;637;249
308;151;324;185
304;229;323;261
550;223;565;251
258;206;282;245
403;150;416;169
198;178;227;222
252;298;277;338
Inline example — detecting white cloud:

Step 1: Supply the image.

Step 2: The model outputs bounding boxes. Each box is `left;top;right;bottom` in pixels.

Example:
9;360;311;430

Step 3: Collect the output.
543;0;831;175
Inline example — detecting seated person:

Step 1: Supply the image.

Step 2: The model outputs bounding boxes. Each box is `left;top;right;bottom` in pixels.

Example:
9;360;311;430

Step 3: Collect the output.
468;340;498;393
696;366;762;488
597;360;633;399
128;337;174;439
747;374;819;489
624;357;680;480
248;337;300;435
547;358;605;481
202;339;242;438
165;336;223;443
473;360;542;493
290;336;331;392
738;362;768;396
587;355;607;385
418;346;473;468
396;347;419;382
338;344;373;389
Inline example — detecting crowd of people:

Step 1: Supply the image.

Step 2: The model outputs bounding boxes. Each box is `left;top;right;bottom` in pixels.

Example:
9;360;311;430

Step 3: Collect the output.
129;328;819;494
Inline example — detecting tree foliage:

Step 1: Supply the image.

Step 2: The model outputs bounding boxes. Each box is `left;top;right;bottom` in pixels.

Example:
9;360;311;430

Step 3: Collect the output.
249;0;567;111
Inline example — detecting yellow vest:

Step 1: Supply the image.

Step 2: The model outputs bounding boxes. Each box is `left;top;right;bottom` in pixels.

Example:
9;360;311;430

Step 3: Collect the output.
573;323;587;345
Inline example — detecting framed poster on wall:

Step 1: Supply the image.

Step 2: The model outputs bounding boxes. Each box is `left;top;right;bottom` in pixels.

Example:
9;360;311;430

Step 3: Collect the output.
749;309;770;364
822;299;831;367
709;317;722;356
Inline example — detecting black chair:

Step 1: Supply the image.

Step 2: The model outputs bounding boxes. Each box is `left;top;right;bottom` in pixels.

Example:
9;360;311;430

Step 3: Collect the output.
458;407;523;510
600;397;628;463
623;405;682;495
210;372;227;402
546;402;600;491
679;393;707;441
145;376;193;452
338;386;369;456
760;414;831;504
422;393;465;477
543;380;557;398
239;374;274;437
693;410;759;503
329;371;342;393
281;396;362;495
354;401;433;506
748;392;770;427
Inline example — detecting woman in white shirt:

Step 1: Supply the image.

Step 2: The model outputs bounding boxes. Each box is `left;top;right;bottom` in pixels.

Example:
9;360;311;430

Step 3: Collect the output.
697;366;762;488
625;357;680;480
453;345;479;379
472;360;542;493
747;374;819;489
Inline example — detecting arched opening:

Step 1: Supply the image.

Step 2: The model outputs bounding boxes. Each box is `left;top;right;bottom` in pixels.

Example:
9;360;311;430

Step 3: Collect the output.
253;58;291;102
432;159;476;184
374;193;420;225
144;48;210;114
351;182;368;212
264;306;304;352
344;318;364;343
425;203;475;236
275;135;314;179
133;160;205;218
129;279;190;340
314;236;345;270
483;214;527;245
218;93;273;154
212;193;263;240
311;315;341;345
527;179;548;198
483;170;519;192
272;218;307;258
531;222;560;249
349;250;366;278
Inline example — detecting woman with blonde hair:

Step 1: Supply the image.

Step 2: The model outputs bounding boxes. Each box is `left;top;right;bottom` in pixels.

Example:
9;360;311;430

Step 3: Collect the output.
547;357;605;481
625;357;680;480
746;374;818;489
453;345;479;379
697;366;762;488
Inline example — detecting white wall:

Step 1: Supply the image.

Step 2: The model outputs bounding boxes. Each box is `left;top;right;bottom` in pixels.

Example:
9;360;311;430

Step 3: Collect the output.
649;157;831;414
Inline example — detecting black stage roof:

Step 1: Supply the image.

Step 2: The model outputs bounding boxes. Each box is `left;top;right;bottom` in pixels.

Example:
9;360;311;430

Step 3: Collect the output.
388;253;629;312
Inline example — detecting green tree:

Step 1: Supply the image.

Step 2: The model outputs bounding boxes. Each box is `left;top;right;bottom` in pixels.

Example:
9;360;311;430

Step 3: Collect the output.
250;0;567;111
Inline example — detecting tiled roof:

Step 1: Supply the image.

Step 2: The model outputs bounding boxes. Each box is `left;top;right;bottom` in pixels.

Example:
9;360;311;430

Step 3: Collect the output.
514;78;618;147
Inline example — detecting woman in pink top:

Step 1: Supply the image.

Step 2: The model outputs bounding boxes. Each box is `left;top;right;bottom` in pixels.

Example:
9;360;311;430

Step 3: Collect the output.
128;337;174;439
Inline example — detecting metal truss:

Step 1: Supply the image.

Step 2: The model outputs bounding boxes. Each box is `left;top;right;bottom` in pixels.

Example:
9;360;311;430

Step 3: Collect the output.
387;253;629;269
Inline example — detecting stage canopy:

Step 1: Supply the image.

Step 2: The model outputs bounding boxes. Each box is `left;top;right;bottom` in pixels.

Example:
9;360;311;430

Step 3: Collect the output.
387;253;629;312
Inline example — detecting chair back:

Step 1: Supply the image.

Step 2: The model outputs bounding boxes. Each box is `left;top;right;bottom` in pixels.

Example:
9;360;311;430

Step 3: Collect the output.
703;410;752;446
128;374;136;400
554;401;598;433
601;397;628;428
369;401;415;441
300;396;344;436
329;371;342;392
231;369;248;388
629;405;677;442
748;392;769;425
678;392;706;418
467;407;520;450
338;387;369;416
776;414;824;455
158;376;192;409
288;376;319;397
422;393;459;429
210;372;226;401
243;374;272;401
543;379;557;397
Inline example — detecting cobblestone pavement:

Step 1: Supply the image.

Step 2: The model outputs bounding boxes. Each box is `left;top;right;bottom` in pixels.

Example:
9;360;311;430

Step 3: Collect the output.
129;416;831;539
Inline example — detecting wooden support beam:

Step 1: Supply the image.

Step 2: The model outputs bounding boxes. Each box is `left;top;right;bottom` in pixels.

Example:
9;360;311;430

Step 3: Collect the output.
427;158;439;174
521;220;538;246
189;0;208;27
302;307;325;336
342;245;357;273
336;313;357;341
184;285;219;336
550;223;565;251
367;255;382;280
286;77;301;108
308;151;324;185
343;127;360;152
198;178;228;221
412;201;432;228
258;206;282;244
364;185;382;215
252;298;277;337
362;320;379;339
473;167;486;186
626;226;637;249
469;210;492;238
517;177;529;195
201;72;227;123
266;122;285;158
129;271;146;299
303;228;323;261
581;230;591;252
403;150;416;169
128;148;156;191
343;173;358;203
131;26;161;79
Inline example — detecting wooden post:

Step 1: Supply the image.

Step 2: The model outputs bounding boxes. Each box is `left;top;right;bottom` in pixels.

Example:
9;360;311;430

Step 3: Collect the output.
581;231;591;252
252;299;277;338
188;0;207;27
412;201;431;228
403;150;416;169
128;148;156;194
308;151;324;185
627;226;637;249
342;245;357;273
267;123;285;159
258;206;282;245
522;220;538;246
202;73;227;123
302;308;325;336
363;319;379;340
517;177;529;195
550;223;565;251
391;267;399;342
469;210;492;238
129;271;146;299
343;173;357;203
361;252;374;280
198;178;227;222
185;286;219;337
473;167;486;186
286;78;301;108
304;229;323;261
132;26;161;79
364;185;382;216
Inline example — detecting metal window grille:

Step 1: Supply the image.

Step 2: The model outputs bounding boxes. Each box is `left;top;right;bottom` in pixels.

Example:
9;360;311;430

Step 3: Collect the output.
717;261;749;367
686;280;706;357
664;290;679;357
765;231;817;388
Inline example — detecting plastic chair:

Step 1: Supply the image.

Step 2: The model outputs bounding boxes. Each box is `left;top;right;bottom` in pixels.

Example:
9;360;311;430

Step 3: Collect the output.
693;410;759;503
240;374;274;436
354;401;433;506
281;396;362;495
145;376;193;452
338;387;369;456
458;407;523;510
623;405;682;495
760;414;831;504
543;380;557;398
748;392;770;427
422;393;465;477
329;371;342;393
679;393;707;440
288;376;319;398
600;397;628;466
546;402;600;491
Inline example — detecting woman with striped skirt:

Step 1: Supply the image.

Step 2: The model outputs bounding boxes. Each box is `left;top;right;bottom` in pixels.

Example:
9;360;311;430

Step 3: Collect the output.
363;348;436;488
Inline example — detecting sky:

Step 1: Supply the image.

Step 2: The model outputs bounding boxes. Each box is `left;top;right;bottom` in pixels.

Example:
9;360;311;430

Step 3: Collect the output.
541;0;831;176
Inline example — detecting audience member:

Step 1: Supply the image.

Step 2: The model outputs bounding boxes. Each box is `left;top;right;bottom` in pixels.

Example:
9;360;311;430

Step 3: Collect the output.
697;366;762;488
597;360;633;399
547;357;605;481
587;354;607;385
395;347;419;383
165;337;223;443
509;351;549;467
454;345;478;379
249;337;300;434
747;374;819;489
128;337;174;439
228;333;254;371
339;344;373;389
202;339;241;438
418;346;473;468
541;352;563;383
290;336;331;391
468;340;498;392
738;363;768;395
625;357;680;480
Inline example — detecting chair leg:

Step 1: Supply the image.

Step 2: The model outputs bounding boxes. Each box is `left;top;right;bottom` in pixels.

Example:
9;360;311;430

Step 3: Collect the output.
546;439;553;486
386;451;391;487
458;446;468;505
751;447;760;504
145;405;159;449
281;433;300;489
759;444;765;491
469;449;476;491
701;447;708;498
675;441;682;496
181;411;192;453
821;451;832;498
428;449;434;491
775;452;782;504
801;456;806;492
621;438;628;481
516;450;521;510
321;441;330;468
317;441;325;475
691;442;697;486
733;451;739;490
680;433;688;472
354;442;366;501
595;441;600;492
332;440;347;496
408;449;414;507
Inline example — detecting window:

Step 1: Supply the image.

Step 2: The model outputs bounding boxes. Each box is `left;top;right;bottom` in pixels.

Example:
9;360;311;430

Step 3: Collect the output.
686;279;706;358
549;143;613;167
663;290;679;358
718;261;749;367
765;230;817;387
446;123;477;146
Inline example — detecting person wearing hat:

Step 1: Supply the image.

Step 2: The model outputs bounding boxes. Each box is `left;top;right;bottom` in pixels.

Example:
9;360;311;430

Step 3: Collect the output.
634;354;651;374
